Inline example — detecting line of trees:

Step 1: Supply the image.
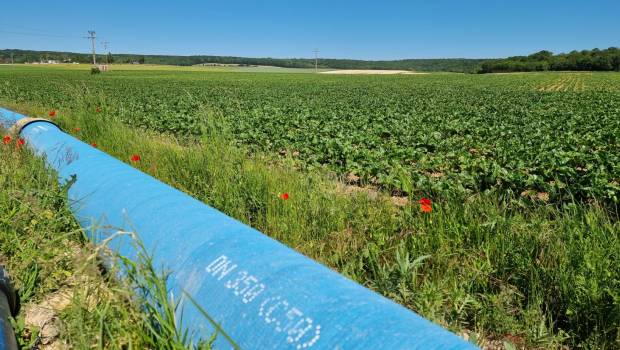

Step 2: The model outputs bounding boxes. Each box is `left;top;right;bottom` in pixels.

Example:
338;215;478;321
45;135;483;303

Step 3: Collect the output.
479;48;620;73
0;49;485;72
0;49;147;65
3;48;619;73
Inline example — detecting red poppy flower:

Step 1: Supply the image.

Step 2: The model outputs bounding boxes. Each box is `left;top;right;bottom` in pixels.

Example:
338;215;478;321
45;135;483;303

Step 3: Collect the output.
74;127;81;132
95;107;102;113
48;110;56;117
17;138;25;146
2;135;10;145
130;154;141;162
280;193;289;200
420;204;433;213
419;197;431;206
91;142;97;148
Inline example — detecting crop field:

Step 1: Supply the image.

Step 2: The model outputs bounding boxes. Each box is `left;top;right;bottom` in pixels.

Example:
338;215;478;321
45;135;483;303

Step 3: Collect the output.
1;65;619;349
1;66;619;207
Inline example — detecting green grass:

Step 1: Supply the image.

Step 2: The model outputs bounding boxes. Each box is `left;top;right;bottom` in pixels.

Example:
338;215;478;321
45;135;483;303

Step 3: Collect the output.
0;137;212;349
2;99;616;349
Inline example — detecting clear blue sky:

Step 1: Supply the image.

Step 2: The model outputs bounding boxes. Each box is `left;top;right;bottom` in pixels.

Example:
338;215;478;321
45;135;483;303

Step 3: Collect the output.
1;0;619;60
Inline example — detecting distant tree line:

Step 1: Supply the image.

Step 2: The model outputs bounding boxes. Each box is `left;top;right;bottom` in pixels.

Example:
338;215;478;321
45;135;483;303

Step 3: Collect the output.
479;48;620;73
0;49;141;65
4;48;619;73
0;49;485;72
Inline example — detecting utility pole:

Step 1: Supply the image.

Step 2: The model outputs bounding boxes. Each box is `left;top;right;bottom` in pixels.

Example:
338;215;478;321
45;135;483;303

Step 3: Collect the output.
313;48;319;73
85;31;97;65
10;51;13;64
101;41;110;64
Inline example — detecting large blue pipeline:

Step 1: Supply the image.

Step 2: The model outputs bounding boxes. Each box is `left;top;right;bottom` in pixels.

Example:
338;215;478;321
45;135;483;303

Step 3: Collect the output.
0;107;476;349
0;267;18;350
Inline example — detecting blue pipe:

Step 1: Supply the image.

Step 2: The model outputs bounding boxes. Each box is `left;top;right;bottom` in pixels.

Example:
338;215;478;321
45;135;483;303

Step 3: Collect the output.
0;107;476;350
0;267;18;350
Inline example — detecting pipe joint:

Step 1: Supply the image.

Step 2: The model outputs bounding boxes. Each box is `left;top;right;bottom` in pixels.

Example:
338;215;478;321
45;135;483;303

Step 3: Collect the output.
8;117;59;137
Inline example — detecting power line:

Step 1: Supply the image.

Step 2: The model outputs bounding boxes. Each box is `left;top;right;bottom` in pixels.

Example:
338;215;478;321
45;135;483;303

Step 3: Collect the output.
0;23;63;33
313;48;319;73
101;41;110;64
0;29;81;39
84;31;96;65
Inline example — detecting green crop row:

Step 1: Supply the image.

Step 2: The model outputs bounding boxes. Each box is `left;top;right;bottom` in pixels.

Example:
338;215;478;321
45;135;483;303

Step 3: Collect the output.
1;68;618;209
